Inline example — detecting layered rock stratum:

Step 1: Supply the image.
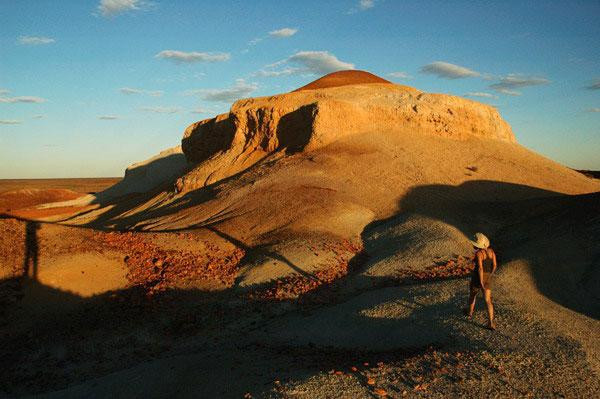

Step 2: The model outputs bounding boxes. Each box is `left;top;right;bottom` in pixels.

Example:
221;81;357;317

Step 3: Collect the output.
180;71;514;189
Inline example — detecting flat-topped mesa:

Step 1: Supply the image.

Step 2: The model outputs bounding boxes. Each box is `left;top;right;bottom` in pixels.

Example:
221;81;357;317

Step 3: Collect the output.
180;70;515;189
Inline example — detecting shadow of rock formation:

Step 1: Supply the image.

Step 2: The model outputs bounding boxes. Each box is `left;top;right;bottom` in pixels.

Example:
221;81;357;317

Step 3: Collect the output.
381;180;600;319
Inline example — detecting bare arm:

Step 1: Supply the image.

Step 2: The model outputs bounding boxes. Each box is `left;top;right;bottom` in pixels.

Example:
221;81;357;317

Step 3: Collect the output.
477;252;485;290
491;249;497;274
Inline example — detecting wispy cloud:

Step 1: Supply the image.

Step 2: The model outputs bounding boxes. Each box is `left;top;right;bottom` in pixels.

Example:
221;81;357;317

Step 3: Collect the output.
0;96;46;103
18;36;55;45
464;92;498;99
360;0;375;9
388;72;412;79
489;74;549;95
155;50;230;64
0;119;22;125
586;107;600;113
139;106;181;114
585;79;600;90
257;51;354;77
421;61;480;79
493;88;521;96
32;115;45;119
246;28;298;52
186;79;258;103
0;89;9;95
348;0;376;13
288;51;354;74
190;107;216;115
253;67;301;77
248;38;263;46
98;115;120;120
119;87;163;97
269;28;298;38
97;0;144;17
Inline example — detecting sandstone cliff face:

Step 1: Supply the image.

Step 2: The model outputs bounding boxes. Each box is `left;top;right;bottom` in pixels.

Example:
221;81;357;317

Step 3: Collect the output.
180;80;515;190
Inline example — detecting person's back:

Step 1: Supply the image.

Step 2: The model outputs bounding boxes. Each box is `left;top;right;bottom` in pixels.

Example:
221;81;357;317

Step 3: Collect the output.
466;234;497;330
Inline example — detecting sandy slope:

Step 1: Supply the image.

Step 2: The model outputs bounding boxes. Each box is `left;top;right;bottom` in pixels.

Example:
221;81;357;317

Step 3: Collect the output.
55;130;599;289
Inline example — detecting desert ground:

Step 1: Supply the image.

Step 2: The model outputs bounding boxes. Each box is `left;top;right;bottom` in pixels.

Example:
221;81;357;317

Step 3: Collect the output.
1;71;599;398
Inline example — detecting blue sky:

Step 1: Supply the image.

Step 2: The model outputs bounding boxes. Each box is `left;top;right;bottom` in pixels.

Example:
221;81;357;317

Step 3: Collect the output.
1;0;599;178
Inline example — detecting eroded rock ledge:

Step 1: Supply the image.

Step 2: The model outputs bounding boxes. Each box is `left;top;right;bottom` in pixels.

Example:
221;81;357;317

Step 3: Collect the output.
179;74;514;191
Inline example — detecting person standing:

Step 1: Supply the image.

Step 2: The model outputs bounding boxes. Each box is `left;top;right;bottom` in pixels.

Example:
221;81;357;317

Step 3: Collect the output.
466;233;497;330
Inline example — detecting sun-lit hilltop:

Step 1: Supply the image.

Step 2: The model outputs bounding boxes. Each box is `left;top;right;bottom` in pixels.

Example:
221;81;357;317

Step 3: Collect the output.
293;69;393;91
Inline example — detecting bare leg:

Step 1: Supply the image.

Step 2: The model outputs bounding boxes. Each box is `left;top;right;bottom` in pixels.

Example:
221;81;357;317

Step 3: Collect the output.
466;287;477;318
484;289;495;329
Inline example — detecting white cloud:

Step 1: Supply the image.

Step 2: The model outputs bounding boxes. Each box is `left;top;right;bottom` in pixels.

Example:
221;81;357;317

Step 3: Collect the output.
18;36;55;45
585;79;600;90
98;115;120;120
155;50;230;64
348;0;376;13
0;89;9;95
586;107;600;113
489;74;549;95
359;0;375;10
269;28;298;38
257;51;354;78
253;67;302;77
119;87;163;96
187;79;258;103
388;71;412;79
248;37;263;46
190;107;215;114
0;119;21;125
287;51;354;75
421;61;480;79
139;106;181;114
0;96;46;103
493;88;521;96
464;92;498;99
97;0;143;17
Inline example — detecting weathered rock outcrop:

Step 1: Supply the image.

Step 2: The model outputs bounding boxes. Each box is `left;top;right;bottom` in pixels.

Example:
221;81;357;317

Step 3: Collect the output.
179;71;514;189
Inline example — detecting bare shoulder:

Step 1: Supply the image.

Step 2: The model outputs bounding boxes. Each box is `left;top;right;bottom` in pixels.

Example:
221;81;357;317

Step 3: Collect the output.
475;249;485;261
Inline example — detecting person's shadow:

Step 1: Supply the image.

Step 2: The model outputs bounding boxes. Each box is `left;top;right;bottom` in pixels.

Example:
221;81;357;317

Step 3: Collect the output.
23;221;40;280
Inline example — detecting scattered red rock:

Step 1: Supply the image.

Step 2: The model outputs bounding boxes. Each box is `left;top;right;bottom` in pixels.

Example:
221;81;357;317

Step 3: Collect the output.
396;255;475;282
248;239;362;301
0;218;26;276
95;231;245;293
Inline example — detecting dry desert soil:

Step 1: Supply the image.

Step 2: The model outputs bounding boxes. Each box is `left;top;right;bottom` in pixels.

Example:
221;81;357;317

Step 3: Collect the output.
1;71;599;398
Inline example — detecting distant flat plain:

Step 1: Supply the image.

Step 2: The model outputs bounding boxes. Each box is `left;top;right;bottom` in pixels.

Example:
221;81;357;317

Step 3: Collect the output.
0;178;121;195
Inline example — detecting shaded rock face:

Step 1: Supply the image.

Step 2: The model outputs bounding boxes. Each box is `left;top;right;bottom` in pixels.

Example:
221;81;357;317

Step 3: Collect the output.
180;73;515;190
104;146;189;198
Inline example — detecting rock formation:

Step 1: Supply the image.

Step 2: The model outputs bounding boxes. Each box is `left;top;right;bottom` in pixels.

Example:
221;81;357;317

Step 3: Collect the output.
179;70;514;190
